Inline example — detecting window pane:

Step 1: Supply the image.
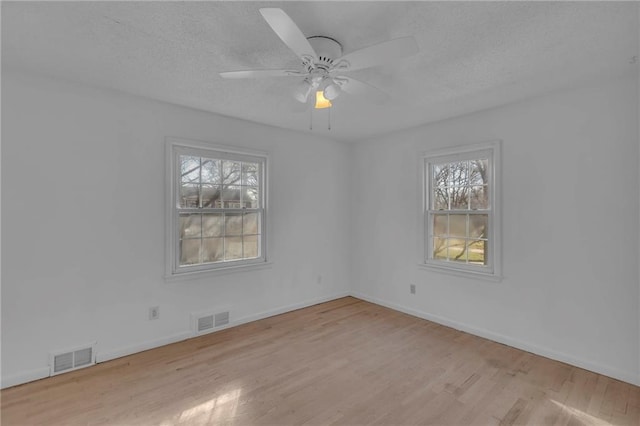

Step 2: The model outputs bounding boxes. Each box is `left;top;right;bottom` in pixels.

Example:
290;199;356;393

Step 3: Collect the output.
242;186;259;208
433;214;448;237
469;159;488;186
450;161;468;187
425;149;496;272
181;156;200;183
433;164;449;188
449;187;469;210
201;184;221;208
203;213;223;237
202;238;223;263
180;214;201;239
447;238;467;262
433;237;448;260
225;236;243;260
173;147;267;274
222;161;241;185
433;187;449;210
468;240;486;265
179;184;200;208
225;213;243;236
180;239;201;265
470;185;488;210
201;159;221;184
222;185;242;208
469;215;488;239
449;214;467;238
243;235;259;258
242;163;259;186
243;212;259;235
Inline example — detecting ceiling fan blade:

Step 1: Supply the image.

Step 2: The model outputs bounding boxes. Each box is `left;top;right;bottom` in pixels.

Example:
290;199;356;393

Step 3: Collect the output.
337;36;418;71
259;8;317;62
339;77;390;104
219;69;302;79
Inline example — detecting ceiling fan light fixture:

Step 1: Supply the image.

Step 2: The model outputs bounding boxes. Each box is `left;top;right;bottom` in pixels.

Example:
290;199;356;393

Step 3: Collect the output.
323;81;342;101
294;79;314;103
314;91;332;109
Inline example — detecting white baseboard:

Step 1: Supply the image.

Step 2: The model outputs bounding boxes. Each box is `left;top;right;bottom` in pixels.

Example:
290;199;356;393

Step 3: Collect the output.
1;367;50;389
221;291;351;332
96;331;193;363
2;291;351;389
98;291;351;363
350;291;640;386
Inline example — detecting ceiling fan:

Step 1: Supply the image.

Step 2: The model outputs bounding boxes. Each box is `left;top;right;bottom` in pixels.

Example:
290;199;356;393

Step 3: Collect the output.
219;8;419;108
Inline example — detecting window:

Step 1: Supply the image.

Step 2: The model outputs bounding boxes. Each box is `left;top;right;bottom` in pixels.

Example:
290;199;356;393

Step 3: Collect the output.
166;139;267;277
423;141;501;278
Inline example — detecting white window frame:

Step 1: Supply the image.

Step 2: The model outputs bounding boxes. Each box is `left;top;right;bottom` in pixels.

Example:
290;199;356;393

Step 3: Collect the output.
165;137;269;279
420;140;502;280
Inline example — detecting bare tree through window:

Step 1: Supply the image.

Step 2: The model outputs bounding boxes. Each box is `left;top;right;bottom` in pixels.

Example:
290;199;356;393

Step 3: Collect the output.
430;159;489;265
424;142;500;276
175;151;264;269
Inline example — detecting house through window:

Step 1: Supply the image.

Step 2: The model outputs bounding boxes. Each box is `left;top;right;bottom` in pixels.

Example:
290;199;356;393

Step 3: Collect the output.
167;140;267;276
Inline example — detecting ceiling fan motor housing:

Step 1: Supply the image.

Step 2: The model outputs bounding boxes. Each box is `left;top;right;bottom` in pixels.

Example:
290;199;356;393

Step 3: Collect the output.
307;36;343;71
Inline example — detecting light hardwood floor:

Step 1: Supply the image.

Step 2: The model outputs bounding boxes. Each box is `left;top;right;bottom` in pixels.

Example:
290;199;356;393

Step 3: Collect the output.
2;297;639;425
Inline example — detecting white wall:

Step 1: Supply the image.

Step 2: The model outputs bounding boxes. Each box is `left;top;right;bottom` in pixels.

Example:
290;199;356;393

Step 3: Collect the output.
1;71;351;387
3;71;639;389
350;77;640;385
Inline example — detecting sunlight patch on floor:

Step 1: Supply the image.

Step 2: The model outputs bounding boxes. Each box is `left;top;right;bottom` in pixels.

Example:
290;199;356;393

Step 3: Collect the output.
160;388;243;425
551;399;611;426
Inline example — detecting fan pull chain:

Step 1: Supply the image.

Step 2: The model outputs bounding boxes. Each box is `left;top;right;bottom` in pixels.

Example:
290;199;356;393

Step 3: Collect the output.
309;107;332;131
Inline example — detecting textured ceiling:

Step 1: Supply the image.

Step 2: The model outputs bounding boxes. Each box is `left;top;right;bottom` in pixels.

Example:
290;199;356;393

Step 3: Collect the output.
2;1;638;142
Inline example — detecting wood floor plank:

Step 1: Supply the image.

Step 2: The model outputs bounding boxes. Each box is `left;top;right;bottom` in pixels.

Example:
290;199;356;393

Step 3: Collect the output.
2;297;638;425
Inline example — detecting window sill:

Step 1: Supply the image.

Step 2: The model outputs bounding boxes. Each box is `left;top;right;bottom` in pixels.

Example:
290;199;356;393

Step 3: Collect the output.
165;261;273;282
417;263;503;282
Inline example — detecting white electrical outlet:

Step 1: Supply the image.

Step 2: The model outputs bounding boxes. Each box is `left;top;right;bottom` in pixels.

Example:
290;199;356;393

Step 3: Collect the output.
410;284;416;294
149;306;160;320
